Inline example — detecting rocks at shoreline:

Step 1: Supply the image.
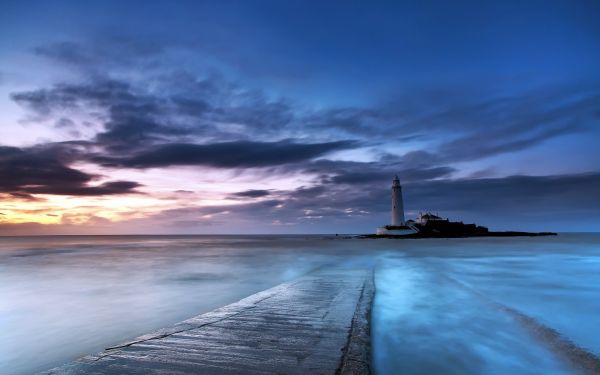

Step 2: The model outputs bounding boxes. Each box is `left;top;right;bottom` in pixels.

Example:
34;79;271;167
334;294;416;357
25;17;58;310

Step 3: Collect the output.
358;231;557;239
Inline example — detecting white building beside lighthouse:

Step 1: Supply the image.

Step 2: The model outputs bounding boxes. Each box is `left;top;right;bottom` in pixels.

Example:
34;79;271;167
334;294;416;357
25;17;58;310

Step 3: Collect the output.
376;175;418;236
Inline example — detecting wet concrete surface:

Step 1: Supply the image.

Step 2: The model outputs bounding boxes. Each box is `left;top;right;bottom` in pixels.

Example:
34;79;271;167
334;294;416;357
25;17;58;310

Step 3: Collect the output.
41;266;374;375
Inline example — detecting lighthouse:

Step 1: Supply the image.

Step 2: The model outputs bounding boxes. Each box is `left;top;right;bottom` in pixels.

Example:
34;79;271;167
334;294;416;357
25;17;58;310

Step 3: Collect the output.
391;175;405;225
376;175;417;235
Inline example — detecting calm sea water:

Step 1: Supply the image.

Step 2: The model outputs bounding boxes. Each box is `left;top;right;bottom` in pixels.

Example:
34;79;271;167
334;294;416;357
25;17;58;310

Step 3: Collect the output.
1;234;599;374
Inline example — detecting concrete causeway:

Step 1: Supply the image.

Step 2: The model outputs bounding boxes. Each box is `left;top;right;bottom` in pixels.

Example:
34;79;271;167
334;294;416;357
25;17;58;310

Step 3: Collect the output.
41;266;374;375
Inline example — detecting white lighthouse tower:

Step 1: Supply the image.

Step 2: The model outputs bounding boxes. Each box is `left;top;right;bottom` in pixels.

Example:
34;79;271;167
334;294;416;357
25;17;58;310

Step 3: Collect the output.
376;175;418;236
391;175;405;225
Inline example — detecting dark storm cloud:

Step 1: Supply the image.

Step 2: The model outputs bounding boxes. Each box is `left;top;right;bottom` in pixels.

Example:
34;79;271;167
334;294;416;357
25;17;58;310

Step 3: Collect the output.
11;79;192;150
12;80;133;116
11;73;299;152
13;39;600;168
301;157;455;187
8;38;600;215
0;145;141;196
310;85;600;162
289;185;327;199
91;140;358;168
23;180;141;196
324;167;455;185
1;0;599;234
54;117;76;129
432;87;600;161
230;189;272;198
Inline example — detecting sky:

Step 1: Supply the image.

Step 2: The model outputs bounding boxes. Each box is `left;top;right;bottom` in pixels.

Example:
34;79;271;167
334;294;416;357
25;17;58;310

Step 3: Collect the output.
0;0;599;234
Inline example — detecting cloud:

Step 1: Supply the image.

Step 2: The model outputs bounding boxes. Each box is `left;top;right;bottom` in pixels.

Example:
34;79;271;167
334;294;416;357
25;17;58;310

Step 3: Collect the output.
230;189;272;198
12;51;599;170
0;145;141;196
156;171;600;232
324;167;455;185
299;156;455;188
6;38;600;232
91;140;358;168
25;180;141;196
10;74;300;152
11;79;192;150
305;85;599;163
435;90;600;161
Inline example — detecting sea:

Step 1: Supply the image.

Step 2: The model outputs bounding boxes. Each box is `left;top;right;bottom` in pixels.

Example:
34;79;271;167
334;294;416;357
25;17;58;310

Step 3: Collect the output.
1;234;599;374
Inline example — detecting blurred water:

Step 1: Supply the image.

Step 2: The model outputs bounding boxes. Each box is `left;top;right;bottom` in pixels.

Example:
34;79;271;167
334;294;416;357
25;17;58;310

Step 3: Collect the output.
0;235;346;374
1;234;599;374
373;234;600;375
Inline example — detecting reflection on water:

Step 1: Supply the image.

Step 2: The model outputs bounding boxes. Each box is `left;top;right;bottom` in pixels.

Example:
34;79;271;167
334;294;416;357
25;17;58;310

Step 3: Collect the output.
1;234;600;374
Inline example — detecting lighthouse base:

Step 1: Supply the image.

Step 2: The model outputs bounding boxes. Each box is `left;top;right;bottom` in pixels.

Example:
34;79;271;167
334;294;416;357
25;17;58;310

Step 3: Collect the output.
376;225;418;236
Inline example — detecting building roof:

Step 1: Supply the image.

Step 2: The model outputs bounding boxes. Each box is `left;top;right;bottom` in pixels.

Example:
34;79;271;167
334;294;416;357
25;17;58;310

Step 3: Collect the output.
419;212;442;220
